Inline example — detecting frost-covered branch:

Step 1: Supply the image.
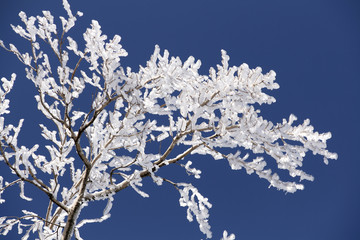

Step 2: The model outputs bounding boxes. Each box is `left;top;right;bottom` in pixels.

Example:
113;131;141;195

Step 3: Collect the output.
0;0;337;239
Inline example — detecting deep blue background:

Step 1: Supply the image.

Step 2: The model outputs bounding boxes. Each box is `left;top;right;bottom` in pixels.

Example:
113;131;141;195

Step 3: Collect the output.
0;0;359;239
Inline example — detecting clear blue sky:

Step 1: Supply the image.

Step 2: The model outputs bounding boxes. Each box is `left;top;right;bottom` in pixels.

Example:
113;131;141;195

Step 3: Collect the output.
0;0;359;239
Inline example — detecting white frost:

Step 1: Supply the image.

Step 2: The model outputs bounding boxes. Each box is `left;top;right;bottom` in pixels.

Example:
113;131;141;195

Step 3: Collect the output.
0;0;337;239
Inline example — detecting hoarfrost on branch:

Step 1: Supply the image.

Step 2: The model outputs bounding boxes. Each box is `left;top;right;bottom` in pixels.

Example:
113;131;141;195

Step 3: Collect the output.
0;0;337;239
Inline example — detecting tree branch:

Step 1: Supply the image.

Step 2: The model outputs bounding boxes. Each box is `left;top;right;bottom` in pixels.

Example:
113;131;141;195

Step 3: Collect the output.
0;141;69;213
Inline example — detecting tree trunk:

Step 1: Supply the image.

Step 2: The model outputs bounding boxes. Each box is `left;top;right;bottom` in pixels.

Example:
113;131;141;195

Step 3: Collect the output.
61;167;90;240
61;200;83;240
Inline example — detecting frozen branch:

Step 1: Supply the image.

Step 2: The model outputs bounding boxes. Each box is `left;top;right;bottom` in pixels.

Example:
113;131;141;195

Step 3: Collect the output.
0;0;337;239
